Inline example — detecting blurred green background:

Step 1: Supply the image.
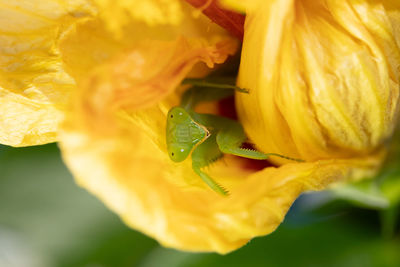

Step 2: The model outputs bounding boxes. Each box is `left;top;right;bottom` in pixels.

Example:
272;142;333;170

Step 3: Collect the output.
0;143;399;267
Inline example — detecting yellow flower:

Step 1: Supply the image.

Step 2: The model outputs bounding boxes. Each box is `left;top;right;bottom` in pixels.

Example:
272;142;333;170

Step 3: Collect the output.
58;0;398;253
2;0;399;255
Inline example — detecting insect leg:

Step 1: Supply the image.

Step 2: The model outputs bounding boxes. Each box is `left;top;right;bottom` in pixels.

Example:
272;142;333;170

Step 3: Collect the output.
181;86;238;110
192;166;229;196
191;136;228;196
183;78;249;93
180;77;249;110
216;121;268;160
216;120;304;162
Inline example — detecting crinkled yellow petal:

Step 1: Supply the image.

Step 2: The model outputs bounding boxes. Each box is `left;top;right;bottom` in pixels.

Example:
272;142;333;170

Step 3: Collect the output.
0;0;232;146
236;0;400;163
60;90;383;252
78;37;236;112
59;1;233;83
0;0;94;146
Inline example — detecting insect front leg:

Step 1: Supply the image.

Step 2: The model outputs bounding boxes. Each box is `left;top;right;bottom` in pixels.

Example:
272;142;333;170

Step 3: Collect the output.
216;119;304;162
191;136;228;196
215;119;269;160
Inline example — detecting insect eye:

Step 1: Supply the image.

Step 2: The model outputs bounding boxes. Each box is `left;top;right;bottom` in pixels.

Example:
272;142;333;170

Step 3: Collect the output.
171;152;174;156
170;115;173;118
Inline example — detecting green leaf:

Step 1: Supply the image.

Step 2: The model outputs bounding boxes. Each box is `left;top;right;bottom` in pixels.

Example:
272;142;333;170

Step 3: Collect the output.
329;180;390;210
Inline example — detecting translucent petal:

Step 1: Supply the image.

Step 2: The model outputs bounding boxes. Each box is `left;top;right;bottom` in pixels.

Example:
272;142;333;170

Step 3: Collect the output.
0;0;94;146
92;0;183;34
59;1;233;82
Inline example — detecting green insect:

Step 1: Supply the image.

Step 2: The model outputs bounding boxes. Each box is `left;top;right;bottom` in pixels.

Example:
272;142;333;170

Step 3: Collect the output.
166;78;303;196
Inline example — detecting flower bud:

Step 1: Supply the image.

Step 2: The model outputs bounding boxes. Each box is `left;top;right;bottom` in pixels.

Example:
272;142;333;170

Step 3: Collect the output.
236;0;400;163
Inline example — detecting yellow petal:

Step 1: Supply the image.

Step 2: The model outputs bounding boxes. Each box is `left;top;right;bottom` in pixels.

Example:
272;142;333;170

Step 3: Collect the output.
0;0;94;146
59;1;233;83
236;0;400;163
92;0;183;36
75;38;236;115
